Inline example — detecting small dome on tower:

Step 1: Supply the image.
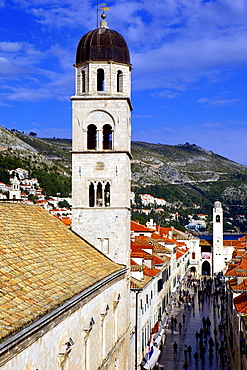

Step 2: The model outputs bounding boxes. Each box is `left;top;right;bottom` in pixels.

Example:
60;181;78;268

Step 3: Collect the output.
75;15;130;65
214;201;222;208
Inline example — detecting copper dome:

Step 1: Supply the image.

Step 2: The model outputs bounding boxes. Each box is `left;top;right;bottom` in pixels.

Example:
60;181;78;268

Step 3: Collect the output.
76;27;130;65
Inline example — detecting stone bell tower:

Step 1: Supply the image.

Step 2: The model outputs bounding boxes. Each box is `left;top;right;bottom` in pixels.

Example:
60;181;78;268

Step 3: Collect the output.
213;200;224;273
71;12;132;267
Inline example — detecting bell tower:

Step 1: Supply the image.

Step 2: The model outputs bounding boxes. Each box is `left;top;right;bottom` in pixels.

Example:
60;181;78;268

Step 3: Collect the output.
213;200;224;273
71;12;132;267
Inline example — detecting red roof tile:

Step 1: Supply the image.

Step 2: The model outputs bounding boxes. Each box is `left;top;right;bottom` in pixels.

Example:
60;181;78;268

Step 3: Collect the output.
131;221;154;232
234;293;247;313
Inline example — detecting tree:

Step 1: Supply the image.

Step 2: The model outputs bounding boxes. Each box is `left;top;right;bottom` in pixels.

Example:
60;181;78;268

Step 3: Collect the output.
58;200;71;209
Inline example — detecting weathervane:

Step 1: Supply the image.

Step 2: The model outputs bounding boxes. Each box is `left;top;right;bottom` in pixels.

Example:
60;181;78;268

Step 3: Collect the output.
96;1;110;27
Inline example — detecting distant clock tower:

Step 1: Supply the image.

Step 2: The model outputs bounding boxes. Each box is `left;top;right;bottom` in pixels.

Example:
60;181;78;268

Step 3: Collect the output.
213;201;224;273
71;12;132;267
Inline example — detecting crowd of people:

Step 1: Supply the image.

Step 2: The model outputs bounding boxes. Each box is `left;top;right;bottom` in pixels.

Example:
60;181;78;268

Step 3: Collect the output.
156;275;230;369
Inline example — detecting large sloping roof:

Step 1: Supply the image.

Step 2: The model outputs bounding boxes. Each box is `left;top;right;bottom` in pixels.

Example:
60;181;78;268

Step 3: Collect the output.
0;203;123;340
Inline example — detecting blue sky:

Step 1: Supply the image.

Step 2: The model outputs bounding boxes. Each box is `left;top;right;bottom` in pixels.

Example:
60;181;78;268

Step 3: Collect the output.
1;1;247;165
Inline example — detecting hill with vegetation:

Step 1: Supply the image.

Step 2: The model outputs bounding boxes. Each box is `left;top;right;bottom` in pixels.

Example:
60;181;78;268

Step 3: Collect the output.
0;127;71;197
1;126;247;229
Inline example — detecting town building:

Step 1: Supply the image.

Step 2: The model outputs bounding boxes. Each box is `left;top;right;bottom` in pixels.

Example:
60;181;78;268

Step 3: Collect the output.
8;175;21;200
225;244;247;370
71;10;132;268
191;201;236;276
0;203;129;370
129;220;193;368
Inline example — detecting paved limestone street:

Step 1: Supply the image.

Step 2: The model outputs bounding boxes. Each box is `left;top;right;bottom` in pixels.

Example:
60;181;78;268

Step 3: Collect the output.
157;277;230;370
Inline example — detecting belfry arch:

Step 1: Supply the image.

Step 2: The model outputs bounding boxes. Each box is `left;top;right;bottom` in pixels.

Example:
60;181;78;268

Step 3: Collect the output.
84;111;114;151
202;261;211;276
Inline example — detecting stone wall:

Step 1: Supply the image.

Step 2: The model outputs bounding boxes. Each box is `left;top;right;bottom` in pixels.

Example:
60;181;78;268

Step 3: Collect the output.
1;274;130;370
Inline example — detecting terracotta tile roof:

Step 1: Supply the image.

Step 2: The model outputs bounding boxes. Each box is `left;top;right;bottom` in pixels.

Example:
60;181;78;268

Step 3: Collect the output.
131;221;154;232
60;218;72;226
0;203;123;341
229;278;238;286
143;265;160;277
234;293;247;314
151;233;177;244
131;251;149;258
176;249;185;259
231;279;247;291
131;239;153;249
130;275;152;289
131;239;166;265
223;240;247;247
130;260;144;271
152;255;165;265
226;255;247;276
200;239;212;246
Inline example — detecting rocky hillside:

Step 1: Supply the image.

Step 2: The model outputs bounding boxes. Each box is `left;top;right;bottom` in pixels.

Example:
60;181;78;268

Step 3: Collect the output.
131;141;247;186
0;128;71;174
1;126;247;206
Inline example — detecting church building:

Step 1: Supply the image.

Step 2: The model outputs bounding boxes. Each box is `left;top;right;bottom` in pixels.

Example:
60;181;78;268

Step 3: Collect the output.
190;201;237;276
71;10;132;268
0;11;132;370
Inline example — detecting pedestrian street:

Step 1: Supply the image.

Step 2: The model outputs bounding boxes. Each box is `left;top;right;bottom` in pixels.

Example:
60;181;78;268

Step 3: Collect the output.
158;278;230;370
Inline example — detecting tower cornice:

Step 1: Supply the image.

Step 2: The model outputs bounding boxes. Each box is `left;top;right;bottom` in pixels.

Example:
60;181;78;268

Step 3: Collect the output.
71;150;132;159
70;95;133;111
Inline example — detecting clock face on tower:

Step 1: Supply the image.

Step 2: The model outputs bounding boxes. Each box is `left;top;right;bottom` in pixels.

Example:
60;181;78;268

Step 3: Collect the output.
215;238;222;245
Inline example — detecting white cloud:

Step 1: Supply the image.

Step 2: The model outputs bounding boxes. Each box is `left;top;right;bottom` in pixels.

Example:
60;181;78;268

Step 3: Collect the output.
0;42;23;53
6;0;247;93
197;97;239;106
0;57;28;77
151;90;181;99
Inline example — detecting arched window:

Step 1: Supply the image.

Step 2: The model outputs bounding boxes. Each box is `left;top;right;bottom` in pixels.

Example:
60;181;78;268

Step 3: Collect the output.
89;181;111;207
89;182;95;207
87;124;97;150
216;215;220;223
81;70;86;93
103;124;112;150
97;69;105;91
104;182;110;207
117;70;123;92
97;182;103;206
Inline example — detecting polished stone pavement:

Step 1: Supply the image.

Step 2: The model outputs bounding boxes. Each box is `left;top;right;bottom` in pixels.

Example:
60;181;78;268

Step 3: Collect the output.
157;283;230;370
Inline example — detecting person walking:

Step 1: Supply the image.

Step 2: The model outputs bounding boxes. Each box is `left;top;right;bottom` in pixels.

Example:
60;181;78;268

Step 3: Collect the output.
179;322;182;333
195;331;199;343
173;341;178;354
194;351;199;363
184;344;188;359
174;317;177;329
209;336;214;348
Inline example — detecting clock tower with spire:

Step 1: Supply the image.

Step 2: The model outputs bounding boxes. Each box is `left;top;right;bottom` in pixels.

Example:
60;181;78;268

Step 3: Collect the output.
71;11;132;267
213;200;224;273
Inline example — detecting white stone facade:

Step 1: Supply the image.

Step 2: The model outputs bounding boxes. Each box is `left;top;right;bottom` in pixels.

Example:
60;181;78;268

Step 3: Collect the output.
213;201;224;273
1;276;130;370
130;268;171;369
75;62;131;97
8;176;21;200
71;60;132;268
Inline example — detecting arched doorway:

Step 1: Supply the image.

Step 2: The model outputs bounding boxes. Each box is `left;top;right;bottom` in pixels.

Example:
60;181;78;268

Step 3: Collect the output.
190;266;196;277
202;261;211;275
